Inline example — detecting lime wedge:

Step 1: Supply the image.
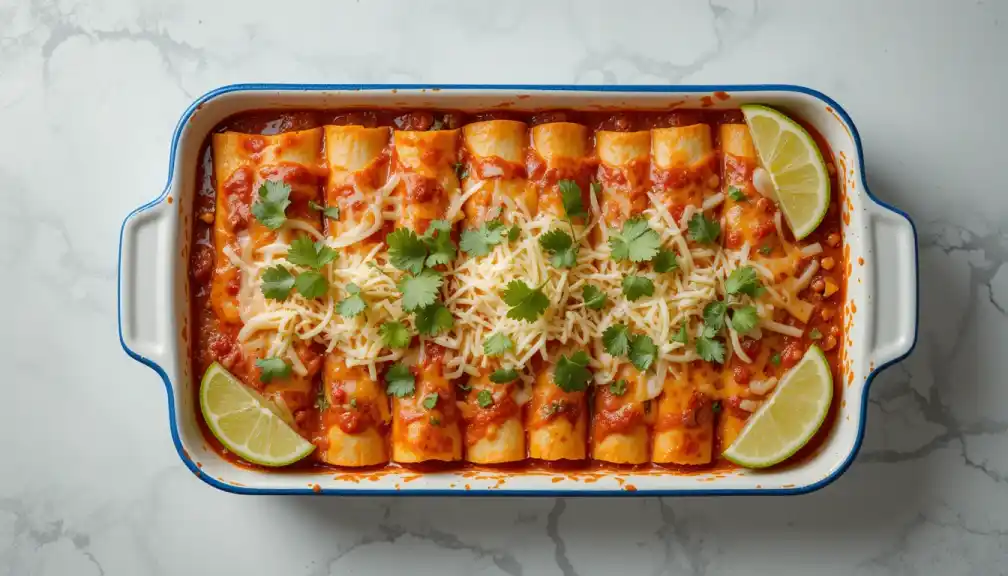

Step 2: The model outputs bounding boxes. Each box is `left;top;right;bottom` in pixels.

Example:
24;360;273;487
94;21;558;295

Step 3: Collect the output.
199;362;315;467
723;346;833;468
741;104;830;240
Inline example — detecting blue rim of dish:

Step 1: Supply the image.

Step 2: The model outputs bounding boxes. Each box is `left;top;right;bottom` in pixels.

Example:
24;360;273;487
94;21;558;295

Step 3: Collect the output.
118;83;919;496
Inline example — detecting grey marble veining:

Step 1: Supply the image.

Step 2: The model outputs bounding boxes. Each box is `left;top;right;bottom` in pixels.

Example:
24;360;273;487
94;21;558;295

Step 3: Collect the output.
2;0;1006;574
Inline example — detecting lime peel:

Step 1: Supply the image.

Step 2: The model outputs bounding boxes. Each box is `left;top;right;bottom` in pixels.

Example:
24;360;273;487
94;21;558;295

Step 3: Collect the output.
723;345;833;469
200;362;315;467
741;104;830;240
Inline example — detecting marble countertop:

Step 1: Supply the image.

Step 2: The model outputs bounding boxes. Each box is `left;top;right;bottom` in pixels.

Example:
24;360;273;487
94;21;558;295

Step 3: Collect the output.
3;0;1007;574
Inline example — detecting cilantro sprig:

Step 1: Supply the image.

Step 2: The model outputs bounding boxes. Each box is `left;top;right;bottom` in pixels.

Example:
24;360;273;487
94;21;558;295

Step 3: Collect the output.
256;357;290;383
539;229;578;268
726;266;764;297
582;285;607;310
609;379;627;396
337;283;367;318
309;200;340;221
385;363;415;398
379;321;411;349
687;213;721;244
262;265;295;300
609;218;661;263
483;333;513;357
460;219;508;257
553;351;592;392
622;274;654;301
286;236;337;270
603;324;657;372
398;269;444;312
251;180;291;230
503;280;549;322
540;179;590;269
477;389;495;407
490;368;519;384
414;302;454;336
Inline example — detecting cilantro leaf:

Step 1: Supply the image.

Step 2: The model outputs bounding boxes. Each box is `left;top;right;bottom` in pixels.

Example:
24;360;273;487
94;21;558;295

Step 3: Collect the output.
460;219;507;257
256;357;290;383
712;400;722;414
609;379;627;396
621;274;654;301
725;266;764;297
350;397;357;409
508;224;520;242
414;301;454;336
771;352;782;365
553;351;592;392
379;321;411;349
703;300;727;333
731;305;759;334
286;236;336;270
477;389;494;407
422;393;438;410
503;280;549;322
810;328;823;340
603;324;631;357
582;285;607;310
696;336;725;363
309;200;340;221
314;386;329;411
398;269;444;312
759;244;773;256
490;369;519;384
687;213;721;244
629;334;657;372
429;415;441;426
261;265;295;300
558;180;587;219
293;270;328;299
454;162;468;181
727;186;747;202
609;218;660;263
385;363;415;398
483;333;513;357
251;180;291;230
422;220;456;266
539;229;578;268
653;248;679;273
337;282;367;317
386;228;428;274
671;323;689;345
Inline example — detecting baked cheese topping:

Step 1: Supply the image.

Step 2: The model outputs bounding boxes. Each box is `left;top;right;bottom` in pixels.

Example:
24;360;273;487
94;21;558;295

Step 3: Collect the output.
224;177;818;389
442;212;596;384
225;176;410;382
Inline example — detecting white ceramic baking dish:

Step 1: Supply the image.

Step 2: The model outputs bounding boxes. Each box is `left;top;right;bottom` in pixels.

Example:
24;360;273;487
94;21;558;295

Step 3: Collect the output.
118;84;918;495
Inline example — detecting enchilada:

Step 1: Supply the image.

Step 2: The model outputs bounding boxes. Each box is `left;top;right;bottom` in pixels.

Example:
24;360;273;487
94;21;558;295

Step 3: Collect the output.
188;106;847;474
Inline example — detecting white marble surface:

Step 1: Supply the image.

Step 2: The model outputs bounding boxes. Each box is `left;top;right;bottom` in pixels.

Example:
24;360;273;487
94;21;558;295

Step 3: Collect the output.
2;0;1007;574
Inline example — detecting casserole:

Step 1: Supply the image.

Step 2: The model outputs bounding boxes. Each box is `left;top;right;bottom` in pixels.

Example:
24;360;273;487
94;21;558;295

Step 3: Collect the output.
118;84;918;495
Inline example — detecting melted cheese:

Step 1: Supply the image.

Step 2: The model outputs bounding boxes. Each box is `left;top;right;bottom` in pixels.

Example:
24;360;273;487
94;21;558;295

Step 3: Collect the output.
444;212;596;383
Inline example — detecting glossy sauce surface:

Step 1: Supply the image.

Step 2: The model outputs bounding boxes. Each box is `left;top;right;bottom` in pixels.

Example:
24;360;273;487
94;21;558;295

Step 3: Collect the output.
189;107;846;475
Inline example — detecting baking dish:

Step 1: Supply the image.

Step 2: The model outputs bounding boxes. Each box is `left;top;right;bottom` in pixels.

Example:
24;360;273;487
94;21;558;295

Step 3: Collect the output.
118;84;918;495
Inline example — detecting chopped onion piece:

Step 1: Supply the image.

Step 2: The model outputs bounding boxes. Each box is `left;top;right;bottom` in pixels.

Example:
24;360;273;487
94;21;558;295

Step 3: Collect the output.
753;167;778;202
702;192;725;211
739;399;763;413
801;243;823;256
760;319;804;338
749;377;778;396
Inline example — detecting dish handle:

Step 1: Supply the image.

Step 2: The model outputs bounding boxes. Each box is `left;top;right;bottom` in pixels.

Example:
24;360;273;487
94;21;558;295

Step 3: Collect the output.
866;202;918;368
119;200;174;367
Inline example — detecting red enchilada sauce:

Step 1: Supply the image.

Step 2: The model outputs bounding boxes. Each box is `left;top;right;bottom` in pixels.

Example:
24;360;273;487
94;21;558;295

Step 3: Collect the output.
189;106;845;474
